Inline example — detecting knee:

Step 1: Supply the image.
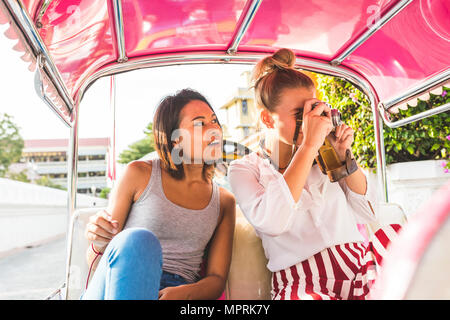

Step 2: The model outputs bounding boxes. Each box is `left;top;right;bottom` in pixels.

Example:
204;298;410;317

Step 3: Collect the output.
107;228;162;265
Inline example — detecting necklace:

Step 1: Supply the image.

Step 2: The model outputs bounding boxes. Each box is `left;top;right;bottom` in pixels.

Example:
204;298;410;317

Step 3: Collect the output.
258;137;317;171
258;138;290;171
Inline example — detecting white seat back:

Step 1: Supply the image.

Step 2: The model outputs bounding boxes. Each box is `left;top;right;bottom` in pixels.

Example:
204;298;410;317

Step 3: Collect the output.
366;202;407;239
225;207;272;299
66;207;105;300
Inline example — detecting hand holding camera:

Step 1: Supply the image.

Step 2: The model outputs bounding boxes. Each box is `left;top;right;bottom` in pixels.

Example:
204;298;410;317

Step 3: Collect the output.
300;99;334;151
300;99;357;182
329;123;355;162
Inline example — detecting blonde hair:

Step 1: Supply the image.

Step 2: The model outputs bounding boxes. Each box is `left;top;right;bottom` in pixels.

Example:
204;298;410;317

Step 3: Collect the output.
252;48;315;112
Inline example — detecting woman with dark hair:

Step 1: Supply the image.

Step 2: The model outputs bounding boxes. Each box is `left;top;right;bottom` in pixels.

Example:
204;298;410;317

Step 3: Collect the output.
82;89;236;300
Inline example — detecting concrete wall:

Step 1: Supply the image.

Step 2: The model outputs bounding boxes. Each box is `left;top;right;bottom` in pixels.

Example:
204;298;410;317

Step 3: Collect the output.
368;160;449;218
0;178;107;207
0;178;108;256
1;160;448;256
386;160;449;217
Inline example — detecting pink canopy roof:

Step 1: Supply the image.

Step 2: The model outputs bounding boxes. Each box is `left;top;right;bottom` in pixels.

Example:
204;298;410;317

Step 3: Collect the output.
1;0;449;125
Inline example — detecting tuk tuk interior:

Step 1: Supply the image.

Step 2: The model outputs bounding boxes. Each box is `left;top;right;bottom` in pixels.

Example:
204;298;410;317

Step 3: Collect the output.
0;0;449;300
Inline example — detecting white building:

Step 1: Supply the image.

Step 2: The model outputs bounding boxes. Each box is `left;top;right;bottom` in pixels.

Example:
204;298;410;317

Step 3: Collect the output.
11;138;110;195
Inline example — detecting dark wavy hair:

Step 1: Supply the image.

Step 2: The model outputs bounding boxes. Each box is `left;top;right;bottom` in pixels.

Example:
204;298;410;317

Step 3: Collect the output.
153;89;221;181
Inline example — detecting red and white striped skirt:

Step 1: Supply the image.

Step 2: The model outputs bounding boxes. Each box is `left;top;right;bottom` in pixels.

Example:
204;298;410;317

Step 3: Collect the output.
272;224;402;300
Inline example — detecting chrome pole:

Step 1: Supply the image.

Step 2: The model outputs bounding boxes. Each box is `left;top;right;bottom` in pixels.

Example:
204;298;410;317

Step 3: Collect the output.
34;54;72;127
110;75;117;187
381;69;449;111
380;102;450;129
227;0;263;55
111;0;127;62
374;108;389;202
64;99;80;299
331;0;413;66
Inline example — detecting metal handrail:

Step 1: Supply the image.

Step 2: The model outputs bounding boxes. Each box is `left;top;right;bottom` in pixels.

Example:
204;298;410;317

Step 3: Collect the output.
381;69;449;111
331;0;413;66
380;102;450;129
34;54;71;127
227;0;263;55
111;0;127;63
64;96;79;300
33;0;53;28
379;69;449;128
3;0;75;115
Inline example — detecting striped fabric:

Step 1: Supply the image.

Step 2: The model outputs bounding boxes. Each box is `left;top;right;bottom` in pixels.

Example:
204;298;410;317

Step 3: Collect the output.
272;224;402;300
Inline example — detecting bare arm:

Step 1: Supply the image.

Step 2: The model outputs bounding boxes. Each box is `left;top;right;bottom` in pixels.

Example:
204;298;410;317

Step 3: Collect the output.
283;99;333;202
331;124;367;196
85;161;151;270
282;144;318;202
342;164;367;195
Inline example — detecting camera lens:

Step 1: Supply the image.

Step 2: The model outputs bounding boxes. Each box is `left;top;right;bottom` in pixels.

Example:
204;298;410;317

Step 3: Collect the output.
330;109;342;127
311;102;342;127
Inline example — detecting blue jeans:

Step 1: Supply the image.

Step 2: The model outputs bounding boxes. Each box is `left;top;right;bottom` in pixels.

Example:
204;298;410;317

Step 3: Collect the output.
81;228;189;300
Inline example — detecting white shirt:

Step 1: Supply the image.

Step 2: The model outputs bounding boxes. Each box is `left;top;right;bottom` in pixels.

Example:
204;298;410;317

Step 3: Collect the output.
227;152;378;272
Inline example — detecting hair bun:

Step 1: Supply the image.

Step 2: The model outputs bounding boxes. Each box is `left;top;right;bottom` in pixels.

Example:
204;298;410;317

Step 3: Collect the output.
271;48;295;68
252;48;296;83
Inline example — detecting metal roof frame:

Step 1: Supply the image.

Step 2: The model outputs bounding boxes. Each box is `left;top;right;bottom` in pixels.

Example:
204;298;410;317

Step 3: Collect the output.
331;0;413;66
111;0;127;63
226;0;263;55
2;0;74;122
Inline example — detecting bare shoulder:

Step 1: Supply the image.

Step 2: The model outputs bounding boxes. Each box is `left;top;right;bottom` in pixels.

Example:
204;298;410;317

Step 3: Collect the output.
127;159;152;173
121;160;153;193
219;186;236;213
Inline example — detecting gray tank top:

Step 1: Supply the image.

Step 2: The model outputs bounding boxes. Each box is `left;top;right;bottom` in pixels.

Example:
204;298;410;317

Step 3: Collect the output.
124;158;220;283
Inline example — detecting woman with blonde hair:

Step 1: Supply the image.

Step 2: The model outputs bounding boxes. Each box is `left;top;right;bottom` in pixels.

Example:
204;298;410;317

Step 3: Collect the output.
228;48;400;300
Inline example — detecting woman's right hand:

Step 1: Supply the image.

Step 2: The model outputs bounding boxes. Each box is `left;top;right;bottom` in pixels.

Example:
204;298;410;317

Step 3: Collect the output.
301;99;333;151
85;209;119;252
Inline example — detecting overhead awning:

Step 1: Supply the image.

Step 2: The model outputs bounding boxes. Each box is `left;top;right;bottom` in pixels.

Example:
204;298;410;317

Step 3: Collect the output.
0;0;449;126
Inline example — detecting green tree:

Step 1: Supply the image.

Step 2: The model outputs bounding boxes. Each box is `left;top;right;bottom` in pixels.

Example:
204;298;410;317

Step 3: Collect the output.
118;122;155;164
315;74;450;169
6;170;30;183
35;175;66;190
0;113;24;176
99;187;111;199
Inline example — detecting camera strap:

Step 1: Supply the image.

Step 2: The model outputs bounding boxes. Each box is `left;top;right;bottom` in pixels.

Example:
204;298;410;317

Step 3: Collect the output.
323;149;359;182
291;112;302;154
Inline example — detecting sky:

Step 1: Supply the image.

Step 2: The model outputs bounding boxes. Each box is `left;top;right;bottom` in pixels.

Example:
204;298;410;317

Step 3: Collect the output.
0;24;253;156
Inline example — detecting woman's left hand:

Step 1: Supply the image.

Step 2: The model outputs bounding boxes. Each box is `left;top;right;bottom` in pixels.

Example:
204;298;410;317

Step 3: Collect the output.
330;124;355;162
158;285;191;300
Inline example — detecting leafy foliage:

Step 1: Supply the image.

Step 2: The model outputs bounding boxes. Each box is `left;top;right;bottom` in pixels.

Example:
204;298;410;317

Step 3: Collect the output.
35;175;66;190
99;187;111;199
0;113;24;176
315;74;450;169
118;123;156;164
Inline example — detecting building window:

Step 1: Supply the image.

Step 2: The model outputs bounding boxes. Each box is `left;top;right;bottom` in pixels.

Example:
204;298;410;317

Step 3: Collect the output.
87;171;106;177
49;173;67;179
243;126;250;138
88;154;106;161
49;155;66;162
242;100;248;115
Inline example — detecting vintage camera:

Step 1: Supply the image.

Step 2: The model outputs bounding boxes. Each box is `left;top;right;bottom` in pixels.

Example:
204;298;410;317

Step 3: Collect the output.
312;101;342;127
294;102;357;182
